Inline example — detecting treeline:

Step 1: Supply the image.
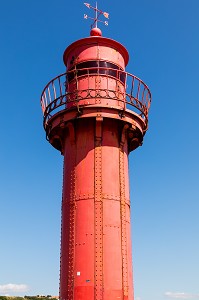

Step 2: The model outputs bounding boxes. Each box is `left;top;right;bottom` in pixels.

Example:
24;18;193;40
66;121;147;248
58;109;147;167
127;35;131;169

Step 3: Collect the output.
0;297;58;300
25;297;57;300
0;297;24;300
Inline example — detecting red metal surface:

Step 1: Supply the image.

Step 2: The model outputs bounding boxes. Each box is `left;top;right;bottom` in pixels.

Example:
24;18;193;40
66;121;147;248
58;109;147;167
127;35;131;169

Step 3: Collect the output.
62;36;129;68
60;118;133;299
41;32;151;300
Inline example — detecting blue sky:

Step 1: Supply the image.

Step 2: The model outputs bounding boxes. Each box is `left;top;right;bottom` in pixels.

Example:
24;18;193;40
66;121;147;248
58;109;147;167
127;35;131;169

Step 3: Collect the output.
0;0;199;299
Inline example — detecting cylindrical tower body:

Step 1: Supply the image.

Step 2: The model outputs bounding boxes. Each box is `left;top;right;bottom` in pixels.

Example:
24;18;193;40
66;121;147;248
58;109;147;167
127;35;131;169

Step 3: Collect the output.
41;29;151;300
61;117;132;299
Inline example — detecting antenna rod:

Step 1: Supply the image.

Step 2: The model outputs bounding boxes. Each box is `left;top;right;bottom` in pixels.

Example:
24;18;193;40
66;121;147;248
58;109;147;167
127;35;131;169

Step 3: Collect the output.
95;2;98;28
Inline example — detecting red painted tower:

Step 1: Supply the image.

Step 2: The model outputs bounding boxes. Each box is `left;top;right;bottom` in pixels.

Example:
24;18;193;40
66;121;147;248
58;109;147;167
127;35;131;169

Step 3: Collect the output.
41;5;151;300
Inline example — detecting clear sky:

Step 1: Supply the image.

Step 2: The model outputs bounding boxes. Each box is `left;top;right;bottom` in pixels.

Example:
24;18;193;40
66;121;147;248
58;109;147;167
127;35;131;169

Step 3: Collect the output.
0;0;199;299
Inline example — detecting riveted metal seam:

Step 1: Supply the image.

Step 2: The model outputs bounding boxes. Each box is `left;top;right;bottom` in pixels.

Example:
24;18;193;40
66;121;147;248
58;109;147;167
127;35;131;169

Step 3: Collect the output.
59;161;65;300
94;118;103;300
67;126;76;300
119;129;129;298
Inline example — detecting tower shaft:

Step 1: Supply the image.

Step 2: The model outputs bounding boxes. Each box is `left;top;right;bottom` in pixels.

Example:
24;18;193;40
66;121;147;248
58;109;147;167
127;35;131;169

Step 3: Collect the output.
60;118;133;299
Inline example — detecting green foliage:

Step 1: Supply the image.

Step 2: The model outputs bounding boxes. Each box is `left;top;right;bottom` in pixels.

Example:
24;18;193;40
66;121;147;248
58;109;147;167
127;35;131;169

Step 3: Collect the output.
0;298;24;300
0;296;8;300
0;297;58;300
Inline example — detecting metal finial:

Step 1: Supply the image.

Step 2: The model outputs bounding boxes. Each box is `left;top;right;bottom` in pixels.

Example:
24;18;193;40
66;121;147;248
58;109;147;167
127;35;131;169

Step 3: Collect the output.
84;2;109;29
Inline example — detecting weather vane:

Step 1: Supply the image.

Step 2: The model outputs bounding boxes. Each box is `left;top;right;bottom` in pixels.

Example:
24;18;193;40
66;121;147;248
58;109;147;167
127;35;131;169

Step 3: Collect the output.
84;2;109;29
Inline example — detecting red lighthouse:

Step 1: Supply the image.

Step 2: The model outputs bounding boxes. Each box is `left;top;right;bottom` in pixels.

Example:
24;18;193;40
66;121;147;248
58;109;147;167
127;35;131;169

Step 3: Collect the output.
41;4;151;300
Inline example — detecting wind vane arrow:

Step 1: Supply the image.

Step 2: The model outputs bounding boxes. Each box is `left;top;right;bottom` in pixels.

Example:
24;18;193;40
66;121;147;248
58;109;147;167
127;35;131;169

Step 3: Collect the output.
84;2;109;28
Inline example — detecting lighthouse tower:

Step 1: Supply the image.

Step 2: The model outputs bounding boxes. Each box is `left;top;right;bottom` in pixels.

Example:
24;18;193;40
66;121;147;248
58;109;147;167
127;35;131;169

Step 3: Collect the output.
41;4;151;300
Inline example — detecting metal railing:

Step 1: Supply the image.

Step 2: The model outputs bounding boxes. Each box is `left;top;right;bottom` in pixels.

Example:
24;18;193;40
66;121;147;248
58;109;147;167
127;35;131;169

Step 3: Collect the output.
40;67;151;127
